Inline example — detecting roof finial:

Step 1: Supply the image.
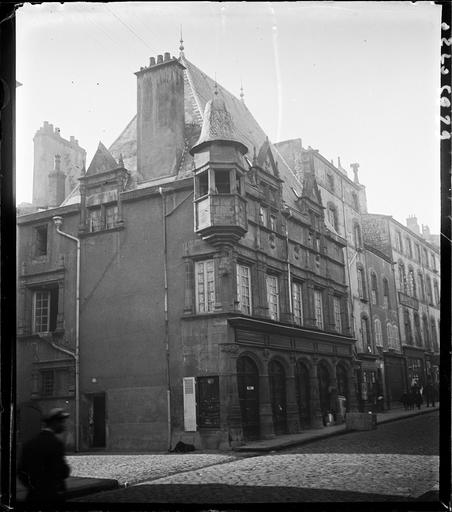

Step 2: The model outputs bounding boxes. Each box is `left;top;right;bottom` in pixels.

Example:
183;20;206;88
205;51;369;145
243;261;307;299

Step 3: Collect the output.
240;81;245;103
214;73;218;96
179;25;185;57
118;153;124;167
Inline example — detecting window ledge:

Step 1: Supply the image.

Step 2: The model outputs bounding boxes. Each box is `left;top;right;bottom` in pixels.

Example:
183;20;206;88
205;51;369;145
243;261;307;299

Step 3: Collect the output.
79;223;125;237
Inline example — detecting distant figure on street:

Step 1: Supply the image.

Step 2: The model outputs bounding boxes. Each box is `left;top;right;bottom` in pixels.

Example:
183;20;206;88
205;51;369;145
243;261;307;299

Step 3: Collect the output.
424;381;436;407
400;392;409;410
411;384;422;410
18;408;71;505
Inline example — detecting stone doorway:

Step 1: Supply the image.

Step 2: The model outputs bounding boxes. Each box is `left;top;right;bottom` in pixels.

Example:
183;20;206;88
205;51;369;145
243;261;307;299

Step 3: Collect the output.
237;356;260;441
269;359;287;435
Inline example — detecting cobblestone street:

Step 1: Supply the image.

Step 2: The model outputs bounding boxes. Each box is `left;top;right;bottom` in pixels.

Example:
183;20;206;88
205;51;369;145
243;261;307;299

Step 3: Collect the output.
72;410;439;504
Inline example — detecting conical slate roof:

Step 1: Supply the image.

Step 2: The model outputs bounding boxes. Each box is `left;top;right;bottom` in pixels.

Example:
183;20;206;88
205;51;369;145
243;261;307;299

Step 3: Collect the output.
190;94;248;155
86;142;119;176
108;55;304;209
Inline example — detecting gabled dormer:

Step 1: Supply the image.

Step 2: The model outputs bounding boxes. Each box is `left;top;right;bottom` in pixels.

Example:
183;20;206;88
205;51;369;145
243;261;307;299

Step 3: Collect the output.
189;93;248;247
79;142;130;234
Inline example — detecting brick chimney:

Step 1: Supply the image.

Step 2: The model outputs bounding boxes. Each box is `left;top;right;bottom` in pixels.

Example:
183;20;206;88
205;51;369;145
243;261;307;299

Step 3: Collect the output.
135;53;186;180
406;214;420;235
48;154;66;207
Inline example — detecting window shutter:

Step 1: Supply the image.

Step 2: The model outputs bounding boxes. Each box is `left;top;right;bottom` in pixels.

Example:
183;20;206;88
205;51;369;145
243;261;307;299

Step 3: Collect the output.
183;377;197;432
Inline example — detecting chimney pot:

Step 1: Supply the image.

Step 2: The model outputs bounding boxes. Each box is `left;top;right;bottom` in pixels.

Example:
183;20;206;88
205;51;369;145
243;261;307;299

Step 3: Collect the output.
157;54;163;64
164;52;170;61
150;56;156;66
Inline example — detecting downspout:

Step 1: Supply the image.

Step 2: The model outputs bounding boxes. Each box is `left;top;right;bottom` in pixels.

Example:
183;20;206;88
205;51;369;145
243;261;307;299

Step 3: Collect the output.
52;216;80;453
158;187;193;452
341;179;356;338
285;211;293;321
158;187;171;452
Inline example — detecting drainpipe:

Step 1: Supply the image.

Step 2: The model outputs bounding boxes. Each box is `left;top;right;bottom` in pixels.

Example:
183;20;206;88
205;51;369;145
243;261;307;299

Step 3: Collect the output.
52;215;80;453
158;187;172;452
285;211;293;321
158;187;193;451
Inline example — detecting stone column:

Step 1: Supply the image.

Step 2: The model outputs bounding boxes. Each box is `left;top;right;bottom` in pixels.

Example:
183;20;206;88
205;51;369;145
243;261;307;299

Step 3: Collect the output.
286;358;301;433
259;352;275;439
183;259;194;314
310;360;323;428
327;288;335;331
306;282;316;328
220;344;242;448
330;364;342;423
255;260;268;318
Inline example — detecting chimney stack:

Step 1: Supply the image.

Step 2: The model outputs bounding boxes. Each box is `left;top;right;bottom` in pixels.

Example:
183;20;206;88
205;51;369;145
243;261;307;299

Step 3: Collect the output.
48;154;66;207
135;53;186;180
406;214;420;235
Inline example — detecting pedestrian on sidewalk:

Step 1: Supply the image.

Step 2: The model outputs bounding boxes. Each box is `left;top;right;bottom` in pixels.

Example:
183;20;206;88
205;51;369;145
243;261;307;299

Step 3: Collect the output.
411;384;422;410
17;408;71;506
424;381;435;407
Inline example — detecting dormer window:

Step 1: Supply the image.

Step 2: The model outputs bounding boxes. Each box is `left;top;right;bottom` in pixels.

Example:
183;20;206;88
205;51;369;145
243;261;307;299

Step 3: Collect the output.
88;203;119;232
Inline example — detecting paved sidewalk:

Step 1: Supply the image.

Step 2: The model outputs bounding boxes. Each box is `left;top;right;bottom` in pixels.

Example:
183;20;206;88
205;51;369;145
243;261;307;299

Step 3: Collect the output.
16;476;119;502
234;405;439;452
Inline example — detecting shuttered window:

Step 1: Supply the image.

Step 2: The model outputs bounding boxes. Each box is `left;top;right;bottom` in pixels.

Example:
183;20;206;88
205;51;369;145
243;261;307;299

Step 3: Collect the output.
314;289;324;329
292;281;304;326
333;296;342;333
183;377;197;432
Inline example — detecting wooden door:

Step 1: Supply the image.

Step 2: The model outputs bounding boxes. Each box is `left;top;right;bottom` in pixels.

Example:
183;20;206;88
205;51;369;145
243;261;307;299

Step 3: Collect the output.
237;356;260;440
269;360;287;435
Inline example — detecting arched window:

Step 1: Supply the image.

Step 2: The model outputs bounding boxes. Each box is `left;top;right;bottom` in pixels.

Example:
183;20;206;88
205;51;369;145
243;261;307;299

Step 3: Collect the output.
426;275;433;304
418;273;425;301
387;322;394;348
327;203;339;232
404;309;412;344
353;223;362;249
392;323;399;347
413;312;422;347
431;318;438;352
408;268;416;297
370;273;378;305
383;278;390;309
361;316;371;352
433;280;440;305
374;318;383;346
398;262;407;293
357;266;366;300
423;315;430;350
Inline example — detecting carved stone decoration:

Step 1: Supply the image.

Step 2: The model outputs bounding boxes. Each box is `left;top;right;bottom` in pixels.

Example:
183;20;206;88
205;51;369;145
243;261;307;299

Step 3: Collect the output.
220;344;240;355
269;233;276;249
263;348;270;359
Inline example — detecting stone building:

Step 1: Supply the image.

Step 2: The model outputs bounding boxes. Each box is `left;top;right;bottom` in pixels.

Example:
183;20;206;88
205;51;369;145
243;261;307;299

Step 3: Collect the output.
361;214;440;389
32;121;86;208
275;140;382;410
17;50;359;451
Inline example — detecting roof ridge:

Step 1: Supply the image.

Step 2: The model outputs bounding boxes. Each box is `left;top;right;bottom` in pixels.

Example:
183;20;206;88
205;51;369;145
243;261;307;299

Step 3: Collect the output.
182;57;204;123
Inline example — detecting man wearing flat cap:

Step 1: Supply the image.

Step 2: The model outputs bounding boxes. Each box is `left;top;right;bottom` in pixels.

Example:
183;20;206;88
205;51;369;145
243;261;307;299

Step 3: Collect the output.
18;408;71;504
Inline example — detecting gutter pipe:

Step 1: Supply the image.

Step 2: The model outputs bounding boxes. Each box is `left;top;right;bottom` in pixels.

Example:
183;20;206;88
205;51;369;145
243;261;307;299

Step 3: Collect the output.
52;216;80;453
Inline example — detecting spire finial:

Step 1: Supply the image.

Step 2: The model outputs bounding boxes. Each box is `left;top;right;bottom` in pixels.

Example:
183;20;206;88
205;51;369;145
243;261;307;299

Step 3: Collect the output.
240;81;244;103
214;74;218;96
179;25;185;57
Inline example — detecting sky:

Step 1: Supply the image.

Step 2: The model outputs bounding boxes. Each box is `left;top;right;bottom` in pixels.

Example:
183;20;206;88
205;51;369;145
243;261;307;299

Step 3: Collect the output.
16;1;442;232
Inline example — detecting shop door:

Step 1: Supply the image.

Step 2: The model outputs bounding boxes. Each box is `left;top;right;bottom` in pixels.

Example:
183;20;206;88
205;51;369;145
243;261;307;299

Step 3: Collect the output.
90;393;106;448
317;363;330;416
336;364;349;411
269;360;287;435
237;357;260;440
295;362;311;428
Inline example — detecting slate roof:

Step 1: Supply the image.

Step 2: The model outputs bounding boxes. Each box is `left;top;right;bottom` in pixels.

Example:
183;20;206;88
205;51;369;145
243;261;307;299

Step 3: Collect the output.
108;55;304;210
